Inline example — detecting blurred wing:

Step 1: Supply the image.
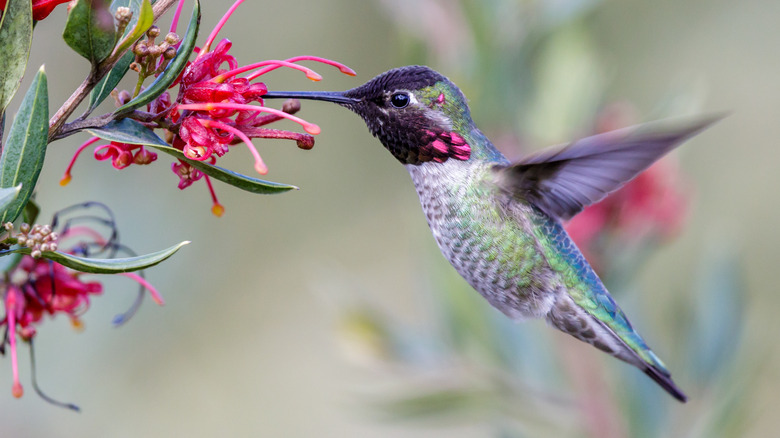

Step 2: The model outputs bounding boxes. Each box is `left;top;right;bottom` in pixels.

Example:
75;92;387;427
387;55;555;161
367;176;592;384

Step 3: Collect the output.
496;116;722;220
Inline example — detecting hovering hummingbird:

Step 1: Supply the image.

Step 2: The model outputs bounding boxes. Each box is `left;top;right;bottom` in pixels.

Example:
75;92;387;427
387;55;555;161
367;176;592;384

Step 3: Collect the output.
265;65;717;402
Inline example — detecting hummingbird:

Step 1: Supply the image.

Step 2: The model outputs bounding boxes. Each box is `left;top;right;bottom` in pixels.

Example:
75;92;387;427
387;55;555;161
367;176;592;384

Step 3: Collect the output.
264;65;717;402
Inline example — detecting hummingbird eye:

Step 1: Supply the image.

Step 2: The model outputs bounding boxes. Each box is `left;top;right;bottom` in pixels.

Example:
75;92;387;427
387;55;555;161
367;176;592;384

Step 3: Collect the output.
390;92;410;108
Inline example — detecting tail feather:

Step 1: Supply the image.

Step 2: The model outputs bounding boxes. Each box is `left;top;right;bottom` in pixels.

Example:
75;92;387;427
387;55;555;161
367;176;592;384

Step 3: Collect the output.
643;365;687;402
546;294;687;402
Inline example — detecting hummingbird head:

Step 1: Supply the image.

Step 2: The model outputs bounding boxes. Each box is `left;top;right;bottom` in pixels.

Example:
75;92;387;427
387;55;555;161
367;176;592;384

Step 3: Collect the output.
264;65;474;165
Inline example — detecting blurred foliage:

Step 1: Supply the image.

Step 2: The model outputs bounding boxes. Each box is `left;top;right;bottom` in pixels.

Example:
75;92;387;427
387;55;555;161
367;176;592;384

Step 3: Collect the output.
326;0;757;436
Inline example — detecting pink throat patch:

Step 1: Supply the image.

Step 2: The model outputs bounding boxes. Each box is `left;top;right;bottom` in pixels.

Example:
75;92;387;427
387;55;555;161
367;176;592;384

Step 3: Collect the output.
420;130;471;163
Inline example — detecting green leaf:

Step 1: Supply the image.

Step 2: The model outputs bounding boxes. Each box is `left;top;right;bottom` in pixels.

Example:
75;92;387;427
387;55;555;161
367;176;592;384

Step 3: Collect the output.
0;66;48;224
113;0;153;57
12;241;189;274
86;118;168;147
0;185;21;217
0;0;33;112
86;118;298;194
115;0;200;115
22;196;39;223
63;0;118;65
88;51;134;111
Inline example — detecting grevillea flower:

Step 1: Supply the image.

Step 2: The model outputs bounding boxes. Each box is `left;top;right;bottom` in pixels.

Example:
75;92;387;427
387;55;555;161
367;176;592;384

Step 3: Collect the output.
60;137;159;186
61;0;354;216
0;0;70;21
0;203;162;409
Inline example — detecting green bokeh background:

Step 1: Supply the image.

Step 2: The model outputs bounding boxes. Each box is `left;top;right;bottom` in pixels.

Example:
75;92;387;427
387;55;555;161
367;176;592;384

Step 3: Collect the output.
1;0;778;436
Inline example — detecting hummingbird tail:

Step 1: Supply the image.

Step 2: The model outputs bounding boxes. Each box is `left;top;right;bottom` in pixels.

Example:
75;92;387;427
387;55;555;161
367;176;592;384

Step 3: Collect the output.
546;295;688;402
643;365;688;402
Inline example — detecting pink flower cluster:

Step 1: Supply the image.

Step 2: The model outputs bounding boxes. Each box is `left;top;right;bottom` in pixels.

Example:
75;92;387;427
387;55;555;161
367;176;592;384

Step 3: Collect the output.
62;0;354;216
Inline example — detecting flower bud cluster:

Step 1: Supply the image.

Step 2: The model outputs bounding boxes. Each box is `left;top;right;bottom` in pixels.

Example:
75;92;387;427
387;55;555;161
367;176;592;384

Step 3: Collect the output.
11;223;59;258
115;6;133;35
130;27;181;75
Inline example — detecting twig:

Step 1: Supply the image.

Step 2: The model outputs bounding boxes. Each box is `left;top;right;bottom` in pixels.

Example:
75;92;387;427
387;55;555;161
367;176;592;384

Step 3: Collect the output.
53;109;178;141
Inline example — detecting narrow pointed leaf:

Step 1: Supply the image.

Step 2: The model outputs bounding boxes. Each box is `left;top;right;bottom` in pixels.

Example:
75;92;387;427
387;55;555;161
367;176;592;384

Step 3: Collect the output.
86;118;298;194
0;0;33;112
0;67;48;224
63;0;118;65
113;0;153;57
86;118;168;147
12;241;189;274
115;0;200;115
88;51;134;111
0;185;21;217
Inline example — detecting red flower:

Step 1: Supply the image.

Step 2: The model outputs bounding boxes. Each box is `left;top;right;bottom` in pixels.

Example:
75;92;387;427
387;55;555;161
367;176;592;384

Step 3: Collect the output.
61;0;354;216
0;0;70;21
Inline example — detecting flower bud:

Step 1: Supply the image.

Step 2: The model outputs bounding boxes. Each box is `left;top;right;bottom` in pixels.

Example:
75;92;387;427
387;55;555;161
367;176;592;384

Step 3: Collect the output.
165;32;181;45
117;90;132;105
133;41;149;57
146;25;160;38
163;47;177;60
148;45;163;57
115;6;132;24
282;99;301;114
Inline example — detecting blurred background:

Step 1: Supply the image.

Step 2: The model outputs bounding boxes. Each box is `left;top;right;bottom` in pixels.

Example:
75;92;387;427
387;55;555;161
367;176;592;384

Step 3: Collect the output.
1;0;778;436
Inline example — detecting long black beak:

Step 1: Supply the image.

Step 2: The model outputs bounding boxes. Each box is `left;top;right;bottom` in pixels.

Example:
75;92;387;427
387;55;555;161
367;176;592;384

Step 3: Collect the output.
263;90;359;105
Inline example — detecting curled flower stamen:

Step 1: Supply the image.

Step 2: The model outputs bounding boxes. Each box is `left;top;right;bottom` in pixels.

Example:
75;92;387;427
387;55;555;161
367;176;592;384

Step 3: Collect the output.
212;60;322;83
176;103;321;134
119;272;164;306
247;55;356;80
200;119;268;175
29;338;79;411
61;137;101;186
197;0;247;57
